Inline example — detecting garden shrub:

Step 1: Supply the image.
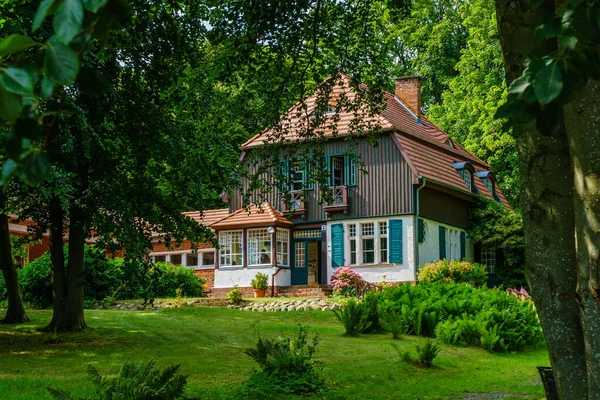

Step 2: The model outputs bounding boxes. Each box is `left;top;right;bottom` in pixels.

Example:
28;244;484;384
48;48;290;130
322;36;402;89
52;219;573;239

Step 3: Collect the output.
392;339;441;368
360;291;383;333
332;297;371;336
148;262;203;298
47;360;187;400
12;246;203;308
243;324;325;396
228;286;243;305
375;282;543;353
380;309;408;340
330;267;361;297
418;259;487;287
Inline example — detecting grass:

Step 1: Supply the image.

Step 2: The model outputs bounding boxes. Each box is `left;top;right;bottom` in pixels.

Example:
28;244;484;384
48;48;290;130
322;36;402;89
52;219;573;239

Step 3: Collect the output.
0;306;549;399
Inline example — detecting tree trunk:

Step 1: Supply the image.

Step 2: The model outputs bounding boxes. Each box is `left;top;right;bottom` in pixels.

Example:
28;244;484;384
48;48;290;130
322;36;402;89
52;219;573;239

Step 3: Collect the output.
44;199;87;332
563;80;600;396
0;193;29;324
494;0;588;398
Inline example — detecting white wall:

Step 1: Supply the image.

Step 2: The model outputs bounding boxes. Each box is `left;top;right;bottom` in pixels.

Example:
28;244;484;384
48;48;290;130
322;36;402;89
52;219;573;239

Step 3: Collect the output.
417;218;474;268
325;215;416;284
214;267;291;288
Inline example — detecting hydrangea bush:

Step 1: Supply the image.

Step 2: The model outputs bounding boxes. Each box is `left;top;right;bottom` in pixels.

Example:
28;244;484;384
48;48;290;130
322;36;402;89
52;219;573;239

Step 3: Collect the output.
330;267;362;297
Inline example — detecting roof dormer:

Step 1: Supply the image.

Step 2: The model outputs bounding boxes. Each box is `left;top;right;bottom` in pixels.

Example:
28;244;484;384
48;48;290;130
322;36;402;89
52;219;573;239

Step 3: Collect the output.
453;161;478;193
476;171;501;203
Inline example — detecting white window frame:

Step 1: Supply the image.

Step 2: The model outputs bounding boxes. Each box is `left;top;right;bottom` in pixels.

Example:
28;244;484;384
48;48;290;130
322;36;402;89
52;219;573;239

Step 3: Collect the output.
247;228;272;267
219;230;243;268
459;169;472;191
150;248;217;270
344;220;390;266
361;222;376;265
445;228;462;261
481;247;497;273
276;228;290;267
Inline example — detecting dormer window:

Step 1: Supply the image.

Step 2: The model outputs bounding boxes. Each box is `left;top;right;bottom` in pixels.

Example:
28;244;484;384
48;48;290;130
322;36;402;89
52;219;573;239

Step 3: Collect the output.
476;171;502;203
459;169;472;190
453;161;476;193
445;138;453;147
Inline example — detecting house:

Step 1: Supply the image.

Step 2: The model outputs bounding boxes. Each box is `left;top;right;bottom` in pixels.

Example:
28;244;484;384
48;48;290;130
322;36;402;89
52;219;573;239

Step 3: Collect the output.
151;74;508;295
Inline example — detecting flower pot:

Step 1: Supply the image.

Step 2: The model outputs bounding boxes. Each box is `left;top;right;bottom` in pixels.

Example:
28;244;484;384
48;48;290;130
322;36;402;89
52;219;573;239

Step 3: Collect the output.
253;289;266;298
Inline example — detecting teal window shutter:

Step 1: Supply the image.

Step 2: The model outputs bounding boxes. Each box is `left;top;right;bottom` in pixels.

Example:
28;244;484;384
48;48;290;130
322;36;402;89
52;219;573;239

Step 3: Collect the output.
417;218;425;243
460;231;466;259
331;223;345;267
389;220;403;263
439;226;446;259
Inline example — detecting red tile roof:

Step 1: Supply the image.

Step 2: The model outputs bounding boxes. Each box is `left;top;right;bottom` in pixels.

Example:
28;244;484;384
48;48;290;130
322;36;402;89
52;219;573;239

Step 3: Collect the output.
182;209;230;227
210;203;292;230
242;73;508;204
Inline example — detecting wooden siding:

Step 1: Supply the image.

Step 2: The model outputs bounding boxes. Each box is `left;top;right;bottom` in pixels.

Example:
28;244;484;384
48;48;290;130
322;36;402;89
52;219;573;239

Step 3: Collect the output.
419;187;471;228
230;133;414;222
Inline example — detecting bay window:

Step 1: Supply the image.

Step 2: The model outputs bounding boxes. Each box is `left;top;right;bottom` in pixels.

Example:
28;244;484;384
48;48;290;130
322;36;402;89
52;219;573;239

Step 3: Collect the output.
220;230;243;267
277;229;290;266
248;228;272;266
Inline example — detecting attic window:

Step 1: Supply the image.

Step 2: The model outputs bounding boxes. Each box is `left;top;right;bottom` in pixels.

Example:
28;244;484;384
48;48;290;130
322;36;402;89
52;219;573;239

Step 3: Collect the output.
477;171;502;203
453;161;476;193
445;139;453;147
459;169;472;191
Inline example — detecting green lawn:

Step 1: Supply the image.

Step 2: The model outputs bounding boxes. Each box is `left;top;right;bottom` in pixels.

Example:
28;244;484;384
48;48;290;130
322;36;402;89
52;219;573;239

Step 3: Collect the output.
0;307;549;399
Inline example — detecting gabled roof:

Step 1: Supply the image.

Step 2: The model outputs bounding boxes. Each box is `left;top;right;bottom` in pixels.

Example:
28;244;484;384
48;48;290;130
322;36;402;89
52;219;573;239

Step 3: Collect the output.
240;74;511;203
210;203;292;230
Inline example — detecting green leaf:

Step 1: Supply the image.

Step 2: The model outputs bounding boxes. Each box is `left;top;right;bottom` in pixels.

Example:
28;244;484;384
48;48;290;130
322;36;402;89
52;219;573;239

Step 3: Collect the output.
17;149;50;186
0;84;22;122
0;34;38;57
535;18;561;40
53;0;84;44
32;0;56;31
533;61;563;105
41;76;57;99
494;102;514;120
0;160;17;189
0;67;35;95
44;42;80;85
82;0;108;13
507;75;531;98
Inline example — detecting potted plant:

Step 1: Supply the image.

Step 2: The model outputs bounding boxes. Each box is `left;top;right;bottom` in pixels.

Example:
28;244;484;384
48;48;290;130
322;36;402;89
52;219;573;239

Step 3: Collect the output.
251;272;269;298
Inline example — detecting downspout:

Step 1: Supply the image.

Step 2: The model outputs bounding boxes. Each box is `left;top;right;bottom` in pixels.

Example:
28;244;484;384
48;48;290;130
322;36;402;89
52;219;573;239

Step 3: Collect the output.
271;267;285;297
414;176;427;281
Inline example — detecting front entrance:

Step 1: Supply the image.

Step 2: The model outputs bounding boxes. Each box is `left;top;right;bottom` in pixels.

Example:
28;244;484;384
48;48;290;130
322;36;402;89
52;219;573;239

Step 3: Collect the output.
292;238;322;285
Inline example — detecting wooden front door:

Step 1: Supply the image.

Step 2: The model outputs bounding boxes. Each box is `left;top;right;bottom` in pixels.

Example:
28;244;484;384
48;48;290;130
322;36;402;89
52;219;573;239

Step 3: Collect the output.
292;239;321;285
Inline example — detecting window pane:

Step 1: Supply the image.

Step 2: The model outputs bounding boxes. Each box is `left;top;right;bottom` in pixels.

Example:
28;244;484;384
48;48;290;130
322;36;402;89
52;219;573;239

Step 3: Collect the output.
154;255;166;263
380;237;388;263
186;253;198;267
248;229;272;266
363;238;375;264
379;221;388;236
202;252;215;266
295;242;305;268
332;156;345;185
350;239;357;264
361;223;375;236
171;254;182;265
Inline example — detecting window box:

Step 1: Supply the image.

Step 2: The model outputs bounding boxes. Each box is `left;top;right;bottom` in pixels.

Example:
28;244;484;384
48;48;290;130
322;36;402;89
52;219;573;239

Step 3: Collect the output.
281;190;306;216
323;185;349;212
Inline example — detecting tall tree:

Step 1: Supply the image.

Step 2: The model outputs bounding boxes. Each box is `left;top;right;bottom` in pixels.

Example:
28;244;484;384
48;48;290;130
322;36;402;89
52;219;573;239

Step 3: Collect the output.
426;0;520;207
494;0;600;397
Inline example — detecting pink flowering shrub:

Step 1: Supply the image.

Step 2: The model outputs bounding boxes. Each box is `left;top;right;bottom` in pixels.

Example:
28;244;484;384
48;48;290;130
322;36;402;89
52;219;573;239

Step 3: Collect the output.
330;267;362;297
507;286;531;301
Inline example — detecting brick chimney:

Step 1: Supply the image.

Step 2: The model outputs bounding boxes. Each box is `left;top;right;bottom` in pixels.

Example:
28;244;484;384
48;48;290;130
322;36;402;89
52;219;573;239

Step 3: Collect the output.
395;76;422;118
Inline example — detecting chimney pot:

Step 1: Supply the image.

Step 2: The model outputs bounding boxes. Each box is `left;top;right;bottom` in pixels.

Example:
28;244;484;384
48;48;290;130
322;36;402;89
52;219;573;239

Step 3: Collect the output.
395;76;422;119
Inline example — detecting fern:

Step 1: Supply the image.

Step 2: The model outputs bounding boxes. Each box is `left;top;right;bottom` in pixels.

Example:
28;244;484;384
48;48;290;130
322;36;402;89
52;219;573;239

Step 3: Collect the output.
332;298;371;336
